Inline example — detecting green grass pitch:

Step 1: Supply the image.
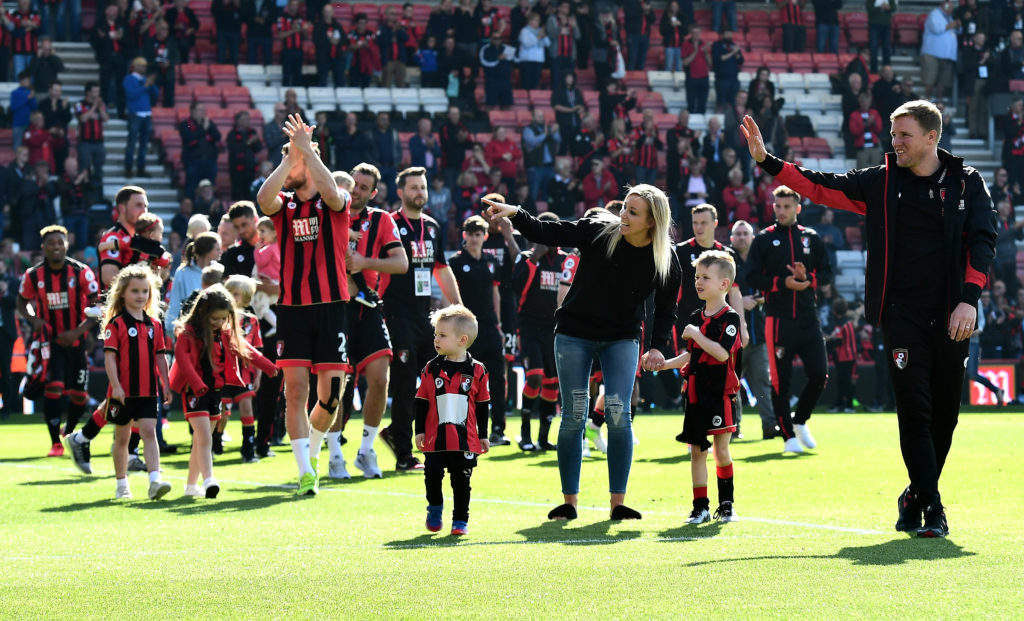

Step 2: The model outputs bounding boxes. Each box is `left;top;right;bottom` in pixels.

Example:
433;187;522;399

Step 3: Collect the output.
1;411;1022;619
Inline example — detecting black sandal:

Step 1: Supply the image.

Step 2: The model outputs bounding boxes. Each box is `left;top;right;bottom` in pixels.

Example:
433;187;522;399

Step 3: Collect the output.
548;503;578;520
610;505;642;520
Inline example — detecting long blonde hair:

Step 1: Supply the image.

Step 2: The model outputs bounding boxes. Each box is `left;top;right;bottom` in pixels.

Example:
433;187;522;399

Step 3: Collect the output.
594;184;673;284
100;264;163;332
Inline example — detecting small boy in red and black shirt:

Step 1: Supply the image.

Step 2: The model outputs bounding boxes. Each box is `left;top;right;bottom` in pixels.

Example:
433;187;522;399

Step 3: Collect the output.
414;304;491;536
649;250;742;525
826;297;858;413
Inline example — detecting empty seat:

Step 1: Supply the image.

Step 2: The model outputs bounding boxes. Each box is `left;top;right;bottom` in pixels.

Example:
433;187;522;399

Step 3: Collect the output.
778;72;806;94
209;64;238;86
237;64;265;85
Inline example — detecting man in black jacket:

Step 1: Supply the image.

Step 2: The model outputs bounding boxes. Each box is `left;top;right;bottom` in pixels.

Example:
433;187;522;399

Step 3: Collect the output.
741;101;998;538
745;185;832;455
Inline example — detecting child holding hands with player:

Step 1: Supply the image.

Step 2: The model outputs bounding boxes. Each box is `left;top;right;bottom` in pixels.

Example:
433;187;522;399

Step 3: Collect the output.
644;250;742;524
414;305;491;536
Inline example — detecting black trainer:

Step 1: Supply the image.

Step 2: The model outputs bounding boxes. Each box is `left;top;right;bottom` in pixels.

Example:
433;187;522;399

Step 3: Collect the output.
537;440;557;451
518;438;537;452
895;486;923;532
378;426;398;457
395;454;424;471
918;504;949;538
713;501;737;523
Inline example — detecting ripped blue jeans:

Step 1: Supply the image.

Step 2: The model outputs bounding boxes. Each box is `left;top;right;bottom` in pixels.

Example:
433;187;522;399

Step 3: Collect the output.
554;333;639;495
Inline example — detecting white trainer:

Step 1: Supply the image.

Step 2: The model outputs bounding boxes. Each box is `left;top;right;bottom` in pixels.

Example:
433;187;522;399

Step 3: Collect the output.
184;485;204;497
328;454;351;479
148;480;171;500
783;437;804;454
686;507;711;524
794;424;817;449
586;421;608;453
354;449;383;479
581;435;591;457
115;485;132;499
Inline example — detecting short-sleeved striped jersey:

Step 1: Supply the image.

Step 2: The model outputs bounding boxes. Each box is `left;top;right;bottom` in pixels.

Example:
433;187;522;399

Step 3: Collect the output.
271;190;351;306
103;312;169;398
19;259;99;346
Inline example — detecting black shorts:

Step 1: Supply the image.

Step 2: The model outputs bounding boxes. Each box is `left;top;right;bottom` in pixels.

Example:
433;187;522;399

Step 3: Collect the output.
182;388;223;420
47;343;89;395
520;325;556;378
423;450;478;471
386;311;433;368
221;384;255;404
276;301;351;374
107;396;158;426
347;302;393;373
682;393;738;451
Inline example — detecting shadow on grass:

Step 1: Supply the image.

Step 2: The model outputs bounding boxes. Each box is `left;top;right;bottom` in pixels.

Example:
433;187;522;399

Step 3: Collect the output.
658;521;724;541
681;537;974;567
41;498;124;512
132;492;296;514
635;454;690;465
484;451;548;462
516;518;642;546
19;476;89;486
383;533;463;549
736;450;813;464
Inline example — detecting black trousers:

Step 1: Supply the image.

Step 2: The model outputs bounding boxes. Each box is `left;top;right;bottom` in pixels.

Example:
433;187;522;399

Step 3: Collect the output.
468;326;506;435
254;339;283;449
424;452;474;522
765;315;828;439
881;303;968;506
386;312;434;458
833;360;855;408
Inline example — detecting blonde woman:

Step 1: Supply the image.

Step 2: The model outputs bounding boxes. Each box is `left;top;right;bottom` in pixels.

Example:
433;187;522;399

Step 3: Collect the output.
484;185;681;521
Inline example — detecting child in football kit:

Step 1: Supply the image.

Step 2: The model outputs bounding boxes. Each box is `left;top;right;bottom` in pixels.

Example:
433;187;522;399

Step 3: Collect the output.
332;170;380;308
222;276;266;463
414;305;491;536
170;285;278;498
100;265;173;500
647;250;742;524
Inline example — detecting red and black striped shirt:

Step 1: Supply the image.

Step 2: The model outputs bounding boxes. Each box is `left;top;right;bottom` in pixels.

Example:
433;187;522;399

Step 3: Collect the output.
99;223;138;275
513;248;567;329
349;206;402;293
634;130;662;169
19;259;99;346
0;10;11;48
103;311;169;398
682;305;743;401
271;190;351;306
414;355;490;454
74;100;105;143
780;1;803;26
830;318;858;363
130;9;159;48
275;14;303;50
11;10;41;54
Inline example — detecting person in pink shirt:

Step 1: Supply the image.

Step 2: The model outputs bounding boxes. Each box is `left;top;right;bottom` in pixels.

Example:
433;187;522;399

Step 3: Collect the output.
252;216;280;337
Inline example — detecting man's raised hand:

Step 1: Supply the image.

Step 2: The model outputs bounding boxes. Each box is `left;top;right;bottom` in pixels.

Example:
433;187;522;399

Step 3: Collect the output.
739;115;768;163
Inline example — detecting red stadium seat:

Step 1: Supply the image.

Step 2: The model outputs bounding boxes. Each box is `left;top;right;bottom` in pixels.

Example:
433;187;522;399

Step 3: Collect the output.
892;13;922;49
762;52;790;74
209;64;239;86
623;71;648;90
813;53;841;74
803;137;832;158
844;226;862;251
151;107;178;133
788;53;814;73
638;90;665;111
179;63;209;85
222;86;252;107
193;86;223;108
489;109;517;129
176;83;197;105
529;90;552;107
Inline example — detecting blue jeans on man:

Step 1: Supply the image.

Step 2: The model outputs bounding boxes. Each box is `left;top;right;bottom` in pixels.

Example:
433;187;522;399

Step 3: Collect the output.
868;23;892;73
664;47;682;72
712;1;736;33
528;165;555;203
627;34;650;71
125;114;152;173
217;31;241;64
247;36;273;66
184;159;218;201
816;23;840;54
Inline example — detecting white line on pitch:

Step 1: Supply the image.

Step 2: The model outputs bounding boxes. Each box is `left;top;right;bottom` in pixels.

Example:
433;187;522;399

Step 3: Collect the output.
0;461;886;535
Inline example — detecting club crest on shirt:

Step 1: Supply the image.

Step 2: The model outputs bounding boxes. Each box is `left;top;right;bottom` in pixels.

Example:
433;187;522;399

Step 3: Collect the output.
189;397;198;409
128;327;138;337
276;340;285;357
435;378;444;389
775;346;785;359
461;377;472;392
893;348;909;370
103;329;111;341
287;201;297;210
68;277;76;288
939;188;946;202
399;350;408;363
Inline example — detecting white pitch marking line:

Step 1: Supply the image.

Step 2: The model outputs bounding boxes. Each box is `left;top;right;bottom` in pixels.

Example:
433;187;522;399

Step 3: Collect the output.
0;461;886;535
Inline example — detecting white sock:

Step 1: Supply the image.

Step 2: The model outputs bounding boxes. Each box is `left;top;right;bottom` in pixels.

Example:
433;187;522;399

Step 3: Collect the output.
116;477;129;489
203;477;217;487
148;470;159;483
326;431;343;460
360;425;378;454
291;438;312;476
308;427;326;466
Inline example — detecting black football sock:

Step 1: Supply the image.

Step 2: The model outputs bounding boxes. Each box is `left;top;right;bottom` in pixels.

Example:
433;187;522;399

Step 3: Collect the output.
81;408;105;441
520;395;536;440
589;407;605;427
717;463;735;504
63;401;87;436
128;429;141;455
